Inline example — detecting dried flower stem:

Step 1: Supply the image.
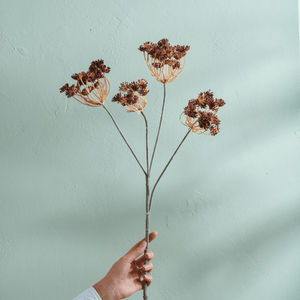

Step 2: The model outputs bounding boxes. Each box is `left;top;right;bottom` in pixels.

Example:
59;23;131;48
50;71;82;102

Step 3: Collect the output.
149;129;191;210
60;45;225;300
141;112;150;300
141;112;150;177
103;105;146;176
149;84;166;172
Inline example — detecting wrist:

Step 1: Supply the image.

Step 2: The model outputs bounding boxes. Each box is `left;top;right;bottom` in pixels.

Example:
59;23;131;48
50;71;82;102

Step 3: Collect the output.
93;277;120;300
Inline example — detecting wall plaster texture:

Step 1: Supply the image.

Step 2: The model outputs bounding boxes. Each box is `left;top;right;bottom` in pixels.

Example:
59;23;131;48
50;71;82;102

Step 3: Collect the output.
0;1;300;300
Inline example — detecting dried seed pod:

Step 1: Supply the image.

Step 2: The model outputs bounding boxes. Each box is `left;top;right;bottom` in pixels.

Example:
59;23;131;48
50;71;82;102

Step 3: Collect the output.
180;90;225;135
112;79;149;114
59;60;111;106
139;39;190;84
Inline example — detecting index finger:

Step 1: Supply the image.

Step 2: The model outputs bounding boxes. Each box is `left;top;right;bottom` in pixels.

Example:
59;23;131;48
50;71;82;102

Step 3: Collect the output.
124;231;158;261
127;231;158;253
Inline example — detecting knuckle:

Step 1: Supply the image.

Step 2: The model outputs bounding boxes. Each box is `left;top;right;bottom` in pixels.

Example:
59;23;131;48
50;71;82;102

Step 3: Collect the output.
146;275;153;282
146;251;154;259
143;262;153;271
148;262;154;269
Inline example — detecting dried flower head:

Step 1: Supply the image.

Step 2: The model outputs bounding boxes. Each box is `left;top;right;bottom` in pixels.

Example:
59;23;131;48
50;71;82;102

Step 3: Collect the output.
180;90;225;135
112;79;149;114
59;59;110;107
139;39;190;84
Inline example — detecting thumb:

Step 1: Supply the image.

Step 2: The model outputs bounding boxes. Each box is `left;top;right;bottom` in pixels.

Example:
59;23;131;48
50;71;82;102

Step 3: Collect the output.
123;240;147;262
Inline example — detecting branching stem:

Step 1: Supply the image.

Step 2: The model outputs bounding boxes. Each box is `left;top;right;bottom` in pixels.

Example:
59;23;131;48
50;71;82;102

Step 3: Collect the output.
141;112;150;179
103;105;146;176
149;129;191;210
149;84;166;172
104;89;192;300
141;112;150;300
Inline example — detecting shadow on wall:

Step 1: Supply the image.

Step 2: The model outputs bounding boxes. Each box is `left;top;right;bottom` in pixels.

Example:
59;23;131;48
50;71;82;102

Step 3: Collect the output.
181;196;300;298
21;197;147;249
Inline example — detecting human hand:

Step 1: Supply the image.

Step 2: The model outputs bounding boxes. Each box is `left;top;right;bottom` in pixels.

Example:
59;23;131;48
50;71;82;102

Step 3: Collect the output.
93;231;158;300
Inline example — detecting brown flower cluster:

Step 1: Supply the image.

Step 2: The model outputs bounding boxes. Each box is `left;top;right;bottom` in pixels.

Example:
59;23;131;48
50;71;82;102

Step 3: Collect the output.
181;90;226;136
59;59;110;106
112;79;149;114
139;39;190;84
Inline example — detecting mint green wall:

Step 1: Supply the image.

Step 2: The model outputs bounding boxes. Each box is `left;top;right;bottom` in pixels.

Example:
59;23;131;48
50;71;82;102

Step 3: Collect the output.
1;1;300;300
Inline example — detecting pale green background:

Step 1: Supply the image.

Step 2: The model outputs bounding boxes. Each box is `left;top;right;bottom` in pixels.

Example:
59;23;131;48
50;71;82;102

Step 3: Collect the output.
1;1;300;300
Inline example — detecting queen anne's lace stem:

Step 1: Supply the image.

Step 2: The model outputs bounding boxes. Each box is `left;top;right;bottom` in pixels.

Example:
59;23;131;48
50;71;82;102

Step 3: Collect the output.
149;83;166;172
60;42;226;300
103;105;147;176
149;129;191;211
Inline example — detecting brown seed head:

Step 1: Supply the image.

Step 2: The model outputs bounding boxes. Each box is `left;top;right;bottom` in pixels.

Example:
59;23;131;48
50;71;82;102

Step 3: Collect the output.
139;38;190;84
180;90;225;135
59;59;111;106
112;79;149;114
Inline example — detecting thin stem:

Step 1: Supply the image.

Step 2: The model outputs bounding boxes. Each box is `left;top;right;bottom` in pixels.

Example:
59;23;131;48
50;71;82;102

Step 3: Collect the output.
141;112;150;300
141;112;149;178
149;130;191;211
143;193;150;300
103;105;146;176
143;212;150;300
149;84;166;172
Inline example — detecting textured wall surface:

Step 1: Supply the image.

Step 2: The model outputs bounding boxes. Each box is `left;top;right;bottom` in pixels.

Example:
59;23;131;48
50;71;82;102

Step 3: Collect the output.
1;1;300;300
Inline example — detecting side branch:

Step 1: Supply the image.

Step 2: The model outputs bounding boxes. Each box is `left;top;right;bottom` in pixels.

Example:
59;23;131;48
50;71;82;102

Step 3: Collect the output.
103;105;147;176
141;112;149;176
149;83;166;172
149;129;191;210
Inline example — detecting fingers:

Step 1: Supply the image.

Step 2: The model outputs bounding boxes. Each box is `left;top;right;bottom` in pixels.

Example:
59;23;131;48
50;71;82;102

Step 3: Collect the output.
142;262;153;273
136;251;154;268
123;231;157;262
140;274;153;287
128;231;158;252
124;240;147;262
148;231;158;243
145;251;154;261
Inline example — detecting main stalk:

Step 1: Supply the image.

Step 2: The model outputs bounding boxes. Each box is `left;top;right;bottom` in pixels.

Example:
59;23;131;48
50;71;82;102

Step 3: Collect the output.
142;112;150;300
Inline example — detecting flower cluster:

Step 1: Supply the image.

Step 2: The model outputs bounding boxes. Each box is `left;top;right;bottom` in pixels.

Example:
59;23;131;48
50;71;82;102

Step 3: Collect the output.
181;90;226;136
112;79;149;114
139;39;190;84
59;60;110;106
